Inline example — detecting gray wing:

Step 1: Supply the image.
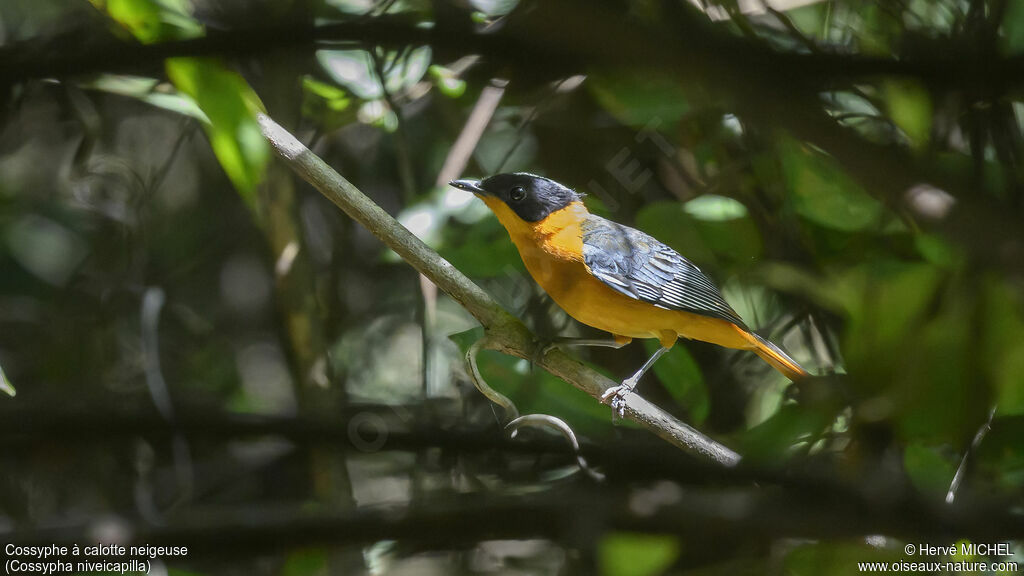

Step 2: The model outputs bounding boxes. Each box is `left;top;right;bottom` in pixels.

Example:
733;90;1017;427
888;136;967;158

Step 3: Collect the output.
581;215;748;329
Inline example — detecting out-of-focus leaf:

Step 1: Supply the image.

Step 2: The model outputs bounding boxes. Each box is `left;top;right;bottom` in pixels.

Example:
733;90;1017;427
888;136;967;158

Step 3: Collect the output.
600;533;680;576
855;5;899;56
93;0;267;200
429;65;466;98
7;215;88;286
80;75;209;122
995;343;1024;416
644;340;708;424
0;363;14;397
282;548;328;576
983;278;1024;416
473;120;538;172
317;50;380;99
780;138;886;232
397;203;444;245
684;194;748;221
784;2;829;42
317;47;432;101
476;350;615;434
636;201;762;266
440;218;522;277
785;541;904;576
840;263;941;387
166;58;270;203
324;0;375;15
1001;0;1024;53
589;70;690;128
754;262;846;314
94;0;202;43
392;186;510;271
469;0;519;16
896;293;981;445
904;442;956;496
914;233;963;270
931;152;1006;194
357;100;399;132
976;418;1024;491
301;76;355;131
884;80;932;149
636;202;713;263
739;403;836;464
448;326;486;355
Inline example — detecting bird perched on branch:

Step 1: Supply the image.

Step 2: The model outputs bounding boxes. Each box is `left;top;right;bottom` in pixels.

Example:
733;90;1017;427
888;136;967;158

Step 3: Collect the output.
450;173;808;416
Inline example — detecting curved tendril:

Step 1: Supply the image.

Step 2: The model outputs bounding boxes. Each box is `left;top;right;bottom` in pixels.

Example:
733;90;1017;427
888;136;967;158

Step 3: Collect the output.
466;337;519;422
505;414;605;482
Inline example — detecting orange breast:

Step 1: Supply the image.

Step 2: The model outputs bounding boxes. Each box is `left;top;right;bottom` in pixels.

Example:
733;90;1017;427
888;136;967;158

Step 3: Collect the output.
484;197;753;351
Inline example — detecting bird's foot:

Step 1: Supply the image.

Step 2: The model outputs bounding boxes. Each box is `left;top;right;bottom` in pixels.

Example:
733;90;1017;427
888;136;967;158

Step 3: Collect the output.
600;376;639;419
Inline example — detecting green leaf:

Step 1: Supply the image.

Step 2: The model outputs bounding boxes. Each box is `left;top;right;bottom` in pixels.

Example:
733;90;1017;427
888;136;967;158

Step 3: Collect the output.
982;279;1024;416
739;403;835;464
684;194;748;221
0;363;14;397
780;138;886;232
80;75;209;122
469;348;617;435
317;47;432;101
1001;0;1024;53
589;70;691;128
839;263;942;388
324;0;375;15
440;218;522;277
301;77;356;132
469;0;519;16
448;326;486;355
95;0;202;43
93;1;267;201
975;417;1024;492
785;541;904;576
166;58;270;203
895;293;983;445
428;65;466;98
884;80;932;149
600;533;680;576
636;201;762;266
914;233;963;270
644;340;708;424
282;548;328;576
904;442;956;496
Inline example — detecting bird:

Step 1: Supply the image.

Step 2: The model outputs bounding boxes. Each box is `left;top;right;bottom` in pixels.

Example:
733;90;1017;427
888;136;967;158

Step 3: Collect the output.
450;173;808;416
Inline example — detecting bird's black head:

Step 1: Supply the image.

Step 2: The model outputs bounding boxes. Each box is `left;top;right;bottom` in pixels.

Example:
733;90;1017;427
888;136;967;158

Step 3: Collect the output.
450;173;582;222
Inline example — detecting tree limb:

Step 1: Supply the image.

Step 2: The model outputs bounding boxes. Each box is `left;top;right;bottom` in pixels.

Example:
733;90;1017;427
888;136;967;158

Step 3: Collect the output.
257;113;741;466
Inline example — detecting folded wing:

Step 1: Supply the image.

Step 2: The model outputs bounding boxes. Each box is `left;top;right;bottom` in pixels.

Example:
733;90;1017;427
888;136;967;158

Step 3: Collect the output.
581;215;748;330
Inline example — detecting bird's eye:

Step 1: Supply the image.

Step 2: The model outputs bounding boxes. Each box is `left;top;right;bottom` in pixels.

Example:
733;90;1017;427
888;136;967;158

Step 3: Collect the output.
509;186;527;202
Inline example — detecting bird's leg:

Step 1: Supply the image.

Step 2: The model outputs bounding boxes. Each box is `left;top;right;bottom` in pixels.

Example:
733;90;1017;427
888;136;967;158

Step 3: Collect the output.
601;346;670;418
532;336;631;364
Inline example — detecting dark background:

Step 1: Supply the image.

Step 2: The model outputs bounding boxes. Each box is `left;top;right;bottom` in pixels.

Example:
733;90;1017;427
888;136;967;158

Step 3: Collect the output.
1;0;1022;574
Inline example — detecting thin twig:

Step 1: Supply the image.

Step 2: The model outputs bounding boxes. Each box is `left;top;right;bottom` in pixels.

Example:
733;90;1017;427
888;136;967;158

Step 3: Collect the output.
506;414;605;481
946;405;997;504
257;113;741;466
140;287;194;512
436;79;506;186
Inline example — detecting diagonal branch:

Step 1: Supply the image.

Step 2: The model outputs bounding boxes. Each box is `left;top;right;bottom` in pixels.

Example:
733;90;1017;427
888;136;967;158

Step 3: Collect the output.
257;112;741;466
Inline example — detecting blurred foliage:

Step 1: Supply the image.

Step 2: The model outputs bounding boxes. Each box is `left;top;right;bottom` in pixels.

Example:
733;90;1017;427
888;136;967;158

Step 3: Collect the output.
2;0;1024;574
599;533;680;576
93;0;270;201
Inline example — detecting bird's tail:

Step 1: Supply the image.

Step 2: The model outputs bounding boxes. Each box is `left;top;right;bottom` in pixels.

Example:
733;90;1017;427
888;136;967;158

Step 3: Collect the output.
747;332;808;381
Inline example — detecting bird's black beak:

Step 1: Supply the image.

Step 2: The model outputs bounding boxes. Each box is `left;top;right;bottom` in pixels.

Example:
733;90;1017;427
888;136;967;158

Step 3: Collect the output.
449;179;486;195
